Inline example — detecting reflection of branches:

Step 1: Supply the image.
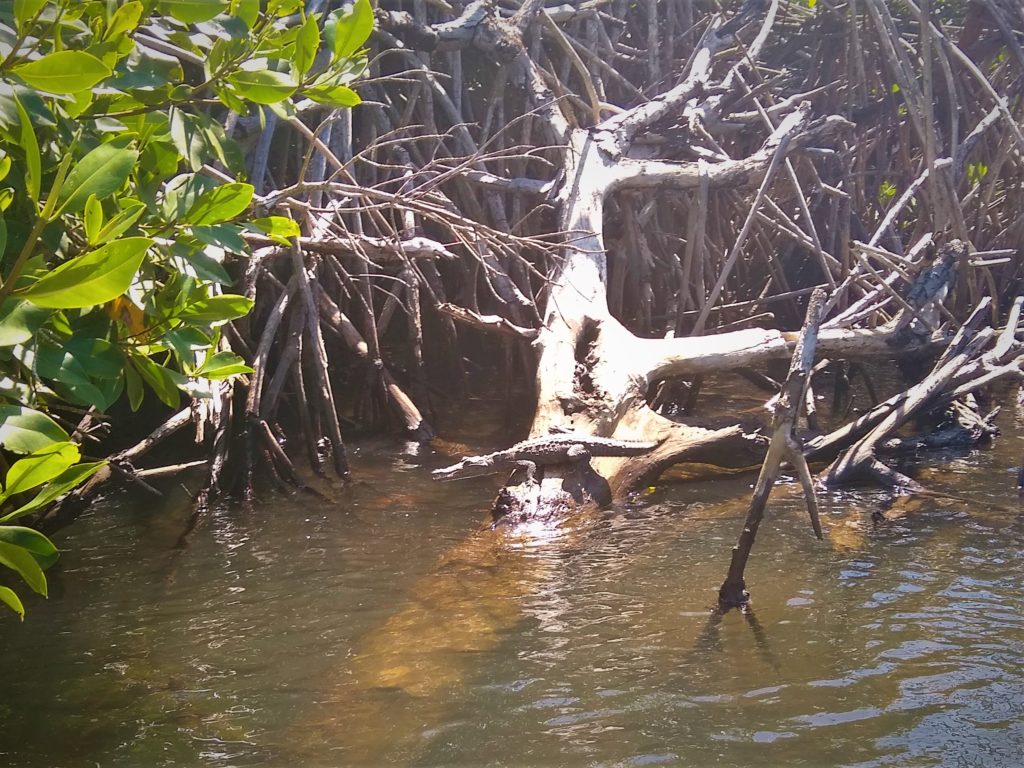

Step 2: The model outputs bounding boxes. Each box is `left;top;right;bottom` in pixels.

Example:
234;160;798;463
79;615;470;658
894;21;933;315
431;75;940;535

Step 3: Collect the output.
692;606;780;673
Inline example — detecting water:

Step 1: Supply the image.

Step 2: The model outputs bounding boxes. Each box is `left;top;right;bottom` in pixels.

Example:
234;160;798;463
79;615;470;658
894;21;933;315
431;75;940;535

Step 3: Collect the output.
1;405;1023;767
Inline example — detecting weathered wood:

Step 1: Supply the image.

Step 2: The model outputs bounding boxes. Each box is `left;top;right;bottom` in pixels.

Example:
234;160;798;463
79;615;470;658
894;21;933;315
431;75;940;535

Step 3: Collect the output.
173;0;1024;522
292;245;350;479
820;301;996;488
437;302;539;339
38;407;194;532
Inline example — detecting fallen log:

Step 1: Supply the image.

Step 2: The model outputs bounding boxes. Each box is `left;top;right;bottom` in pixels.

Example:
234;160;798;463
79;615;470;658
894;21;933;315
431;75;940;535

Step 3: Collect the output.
819;298;1003;490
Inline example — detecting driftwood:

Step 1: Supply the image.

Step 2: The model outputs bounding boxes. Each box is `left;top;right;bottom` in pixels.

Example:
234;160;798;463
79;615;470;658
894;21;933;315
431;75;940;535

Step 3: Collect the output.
820;300;990;489
818;294;1024;491
37;407;194;533
878;400;999;455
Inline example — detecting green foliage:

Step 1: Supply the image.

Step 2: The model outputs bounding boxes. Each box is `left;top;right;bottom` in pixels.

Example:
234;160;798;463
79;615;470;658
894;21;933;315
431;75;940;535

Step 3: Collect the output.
250;215;302;244
21;237;154;308
0;405;69;454
12;51;112;94
878;179;898;205
0;0;371;618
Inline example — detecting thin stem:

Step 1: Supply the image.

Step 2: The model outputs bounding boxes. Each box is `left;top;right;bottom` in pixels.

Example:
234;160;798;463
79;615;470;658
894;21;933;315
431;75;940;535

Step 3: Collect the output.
0;4;52;71
0;216;49;304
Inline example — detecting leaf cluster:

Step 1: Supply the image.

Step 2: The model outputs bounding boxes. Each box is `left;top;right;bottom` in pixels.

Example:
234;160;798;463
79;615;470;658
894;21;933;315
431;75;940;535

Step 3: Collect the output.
0;0;372;618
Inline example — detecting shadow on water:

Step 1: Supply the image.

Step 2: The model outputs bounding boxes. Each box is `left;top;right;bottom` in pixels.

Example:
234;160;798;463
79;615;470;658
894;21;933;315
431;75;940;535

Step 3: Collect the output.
291;473;826;763
282;514;591;764
282;476;836;764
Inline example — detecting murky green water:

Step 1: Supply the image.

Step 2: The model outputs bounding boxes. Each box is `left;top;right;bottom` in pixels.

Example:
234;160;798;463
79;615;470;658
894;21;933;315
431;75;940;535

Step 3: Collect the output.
1;398;1023;767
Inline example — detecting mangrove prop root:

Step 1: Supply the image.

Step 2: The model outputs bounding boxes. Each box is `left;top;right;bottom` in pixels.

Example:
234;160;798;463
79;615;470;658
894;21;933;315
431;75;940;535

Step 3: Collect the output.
74;0;1024;522
718;288;827;610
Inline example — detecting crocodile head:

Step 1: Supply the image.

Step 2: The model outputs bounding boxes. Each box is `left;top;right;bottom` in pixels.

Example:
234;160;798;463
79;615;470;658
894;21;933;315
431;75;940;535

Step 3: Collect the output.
431;455;497;481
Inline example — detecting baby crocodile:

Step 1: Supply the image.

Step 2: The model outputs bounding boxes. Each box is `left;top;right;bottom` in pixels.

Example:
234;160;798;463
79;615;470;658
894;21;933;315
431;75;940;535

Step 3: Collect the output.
432;433;660;482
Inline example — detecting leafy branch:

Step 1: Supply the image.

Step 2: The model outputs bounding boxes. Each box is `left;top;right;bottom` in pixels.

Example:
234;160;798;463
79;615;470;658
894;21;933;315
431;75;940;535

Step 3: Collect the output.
0;0;372;619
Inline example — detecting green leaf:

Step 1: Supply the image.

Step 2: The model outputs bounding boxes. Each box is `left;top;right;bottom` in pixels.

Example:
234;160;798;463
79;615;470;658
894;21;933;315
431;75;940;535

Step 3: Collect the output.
158;0;230;24
124;362;144;411
196;351;252;379
169;240;234;283
0;461;104;522
212;81;248;113
226;69;297;104
65;337;124;379
268;0;302;16
265;98;296;121
3;442;80;499
35;344;113;409
186;182;253;225
0;406;69;454
250;215;300;245
233;0;259;27
0;153;11;182
64;88;95;119
168;110;244;176
93;375;124;412
178;294;254;324
161;173;217;223
0;299;49;347
13;93;40;203
294;13;321;77
55;143;138;216
251;216;300;237
114;46;184;90
84;195;103;243
40;153;73;221
21;237;153;309
164;326;213;363
0;540;47;596
198;116;244;173
0;586;25;620
305;83;361;108
169;107;204;171
106;1;145;38
13;0;47;31
189;225;246;259
0;527;59;570
131;356;180;408
94;200;146;244
12;51;112;95
325;0;373;61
